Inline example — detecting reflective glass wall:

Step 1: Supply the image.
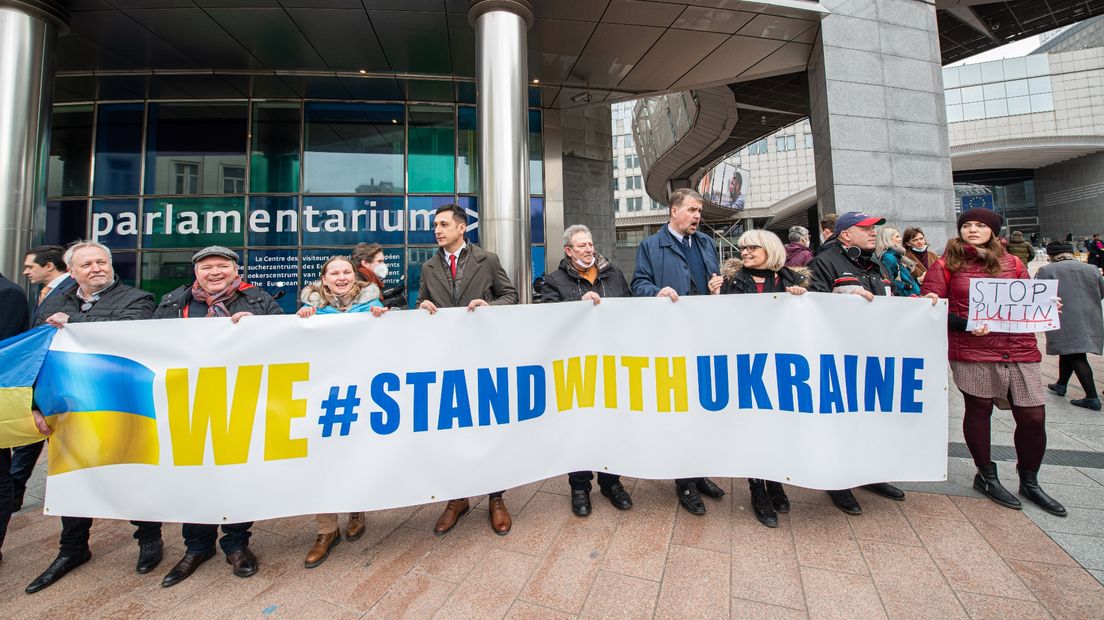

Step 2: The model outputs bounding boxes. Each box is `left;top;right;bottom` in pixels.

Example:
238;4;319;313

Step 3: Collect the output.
44;91;546;312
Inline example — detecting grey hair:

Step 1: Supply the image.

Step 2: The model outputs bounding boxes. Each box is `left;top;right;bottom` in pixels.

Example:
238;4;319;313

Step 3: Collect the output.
563;224;593;248
788;225;809;242
64;240;113;267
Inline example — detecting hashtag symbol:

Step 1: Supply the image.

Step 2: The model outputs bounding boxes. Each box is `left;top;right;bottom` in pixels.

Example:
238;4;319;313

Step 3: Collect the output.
318;385;360;437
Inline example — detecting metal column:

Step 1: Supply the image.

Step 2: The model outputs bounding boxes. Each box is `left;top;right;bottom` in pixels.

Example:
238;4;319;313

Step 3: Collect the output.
468;0;533;302
0;0;65;283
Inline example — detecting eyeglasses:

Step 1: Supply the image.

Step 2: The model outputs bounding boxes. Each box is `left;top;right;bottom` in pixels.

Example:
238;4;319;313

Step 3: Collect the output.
737;245;762;253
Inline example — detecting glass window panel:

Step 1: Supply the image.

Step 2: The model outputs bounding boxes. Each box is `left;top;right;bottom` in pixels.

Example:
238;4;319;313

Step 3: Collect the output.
140;251;211;301
1025;54;1049;77
529;109;543;195
980;60;1004;83
408;105;455;194
530;197;544;244
805;133;813;148
244;248;299;314
93;103;144;196
1005;79;1029;97
248;196;299;246
786;135;796;150
304;103;404;193
942;66;960;88
531;245;545;283
960;85;984;103
529;85;541;107
45;200;88;247
1007;96;1032;116
946;104;964;123
142;196;246;249
145;103;248;196
1028;76;1052;94
407;195;460;245
944;88;961;105
251;102;301;194
48;106;93;198
457;106;478;194
984;99;1008;118
112;252;138;287
1030;92;1054;113
776;136;786;151
90;199;139;249
457;81;476;104
962;101;986;121
301;195;405;246
458;195;479;245
982;83;1005;100
1003;57;1027;80
958;63;982;85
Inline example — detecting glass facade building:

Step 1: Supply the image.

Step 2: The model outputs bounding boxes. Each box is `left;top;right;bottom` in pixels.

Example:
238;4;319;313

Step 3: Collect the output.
43;86;546;312
943;55;1055;123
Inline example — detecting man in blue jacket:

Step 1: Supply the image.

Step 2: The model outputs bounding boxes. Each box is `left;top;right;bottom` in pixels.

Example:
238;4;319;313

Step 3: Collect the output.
631;188;726;515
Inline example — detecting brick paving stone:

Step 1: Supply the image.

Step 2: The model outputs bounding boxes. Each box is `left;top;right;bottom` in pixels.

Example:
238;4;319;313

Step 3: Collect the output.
800;566;886;620
579;570;660;619
654;544;731;620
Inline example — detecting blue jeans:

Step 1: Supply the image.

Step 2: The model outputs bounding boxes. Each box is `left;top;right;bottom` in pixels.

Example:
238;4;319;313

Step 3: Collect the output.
182;522;252;555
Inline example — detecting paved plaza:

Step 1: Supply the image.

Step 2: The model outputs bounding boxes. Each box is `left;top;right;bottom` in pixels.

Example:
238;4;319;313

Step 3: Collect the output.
3;340;1104;618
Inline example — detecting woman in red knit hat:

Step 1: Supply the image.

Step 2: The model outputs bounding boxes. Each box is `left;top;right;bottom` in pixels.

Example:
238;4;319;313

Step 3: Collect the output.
922;208;1066;517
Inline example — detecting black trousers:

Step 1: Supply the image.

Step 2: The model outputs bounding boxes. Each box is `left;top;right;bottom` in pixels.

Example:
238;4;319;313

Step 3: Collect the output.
568;471;620;492
182;522;252;555
9;440;44;507
0;448;12;552
59;517;161;556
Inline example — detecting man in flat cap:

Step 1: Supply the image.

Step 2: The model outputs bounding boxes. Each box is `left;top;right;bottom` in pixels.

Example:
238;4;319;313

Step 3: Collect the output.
152;246;282;587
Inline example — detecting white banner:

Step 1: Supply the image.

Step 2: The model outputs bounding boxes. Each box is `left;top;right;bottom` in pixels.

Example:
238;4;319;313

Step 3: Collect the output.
966;278;1060;333
40;293;949;523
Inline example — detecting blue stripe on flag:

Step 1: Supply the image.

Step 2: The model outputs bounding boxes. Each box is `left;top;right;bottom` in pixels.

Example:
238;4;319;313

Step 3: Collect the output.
36;351;157;420
0;325;57;388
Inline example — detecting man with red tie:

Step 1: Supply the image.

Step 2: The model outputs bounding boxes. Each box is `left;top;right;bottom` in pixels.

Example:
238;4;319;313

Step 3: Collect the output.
416;204;518;536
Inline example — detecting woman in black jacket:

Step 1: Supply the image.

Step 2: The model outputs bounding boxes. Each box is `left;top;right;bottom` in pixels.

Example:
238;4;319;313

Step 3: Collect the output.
720;229;807;528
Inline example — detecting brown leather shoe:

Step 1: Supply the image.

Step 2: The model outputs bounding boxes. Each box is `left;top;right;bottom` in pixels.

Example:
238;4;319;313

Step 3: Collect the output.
225;547;258;578
434;499;470;535
346;512;365;541
304;531;341;568
489;497;511;535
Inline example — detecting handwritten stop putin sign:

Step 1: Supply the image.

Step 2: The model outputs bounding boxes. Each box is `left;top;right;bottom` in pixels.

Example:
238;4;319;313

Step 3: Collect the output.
967;278;1060;333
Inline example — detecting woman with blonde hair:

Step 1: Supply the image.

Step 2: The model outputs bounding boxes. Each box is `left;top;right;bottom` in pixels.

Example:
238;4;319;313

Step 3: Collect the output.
719;229;806;527
875;226;921;296
297;256;388;566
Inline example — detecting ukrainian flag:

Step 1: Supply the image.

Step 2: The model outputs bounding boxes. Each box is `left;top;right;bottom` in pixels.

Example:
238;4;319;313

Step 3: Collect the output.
35;349;160;475
0;326;56;448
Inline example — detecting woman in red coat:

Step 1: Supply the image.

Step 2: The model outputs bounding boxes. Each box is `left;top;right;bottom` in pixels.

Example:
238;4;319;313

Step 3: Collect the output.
922;208;1066;516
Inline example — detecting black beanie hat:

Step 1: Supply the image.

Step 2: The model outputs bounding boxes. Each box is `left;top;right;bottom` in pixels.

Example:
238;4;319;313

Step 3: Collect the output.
1046;240;1074;256
956;207;1003;233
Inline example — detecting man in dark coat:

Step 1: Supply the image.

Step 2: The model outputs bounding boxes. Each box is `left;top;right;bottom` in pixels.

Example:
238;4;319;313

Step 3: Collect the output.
541;225;634;517
416;204;518;536
631;188;727;516
152;246;280;587
26;241;163;594
808;212;908;515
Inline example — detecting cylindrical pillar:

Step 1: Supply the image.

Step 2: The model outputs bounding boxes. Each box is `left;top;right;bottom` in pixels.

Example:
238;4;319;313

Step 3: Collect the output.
0;0;65;283
469;0;533;302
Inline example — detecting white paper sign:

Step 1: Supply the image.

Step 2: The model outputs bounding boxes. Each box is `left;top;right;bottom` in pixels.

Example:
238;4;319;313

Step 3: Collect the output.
966;278;1060;333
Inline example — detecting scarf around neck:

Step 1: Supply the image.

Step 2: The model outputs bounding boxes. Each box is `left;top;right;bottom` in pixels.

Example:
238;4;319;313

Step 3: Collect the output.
191;276;243;317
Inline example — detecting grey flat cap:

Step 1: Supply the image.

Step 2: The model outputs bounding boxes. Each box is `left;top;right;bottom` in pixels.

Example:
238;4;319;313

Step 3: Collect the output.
192;246;240;263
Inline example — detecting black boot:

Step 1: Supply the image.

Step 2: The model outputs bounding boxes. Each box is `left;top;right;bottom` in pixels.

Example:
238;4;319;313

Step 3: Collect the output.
1018;466;1067;517
973;462;1021;510
748;480;778;528
765;480;790;514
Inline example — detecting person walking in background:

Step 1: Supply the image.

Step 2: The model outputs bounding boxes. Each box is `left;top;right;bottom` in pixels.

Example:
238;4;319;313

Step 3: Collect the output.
1037;240;1104;411
1006;231;1036;265
874;227;921;297
719;229;805;528
1087;234;1104;273
297;256;387;567
922;209;1067;517
784;226;814;267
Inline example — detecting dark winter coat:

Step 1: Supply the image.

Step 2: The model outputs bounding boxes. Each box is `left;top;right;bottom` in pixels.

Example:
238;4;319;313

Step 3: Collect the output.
153;282;284;318
541;255;631;303
720;263;809;295
1005;238;1035;264
920;248;1041;363
808;241;891;296
0;274;29;340
631;227;720;297
33;279;155;328
1035;258;1104;356
783;242;813;267
416;244;518;309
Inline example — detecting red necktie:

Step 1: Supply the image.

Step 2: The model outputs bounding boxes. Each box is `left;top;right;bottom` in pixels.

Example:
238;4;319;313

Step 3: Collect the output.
449;254;457;279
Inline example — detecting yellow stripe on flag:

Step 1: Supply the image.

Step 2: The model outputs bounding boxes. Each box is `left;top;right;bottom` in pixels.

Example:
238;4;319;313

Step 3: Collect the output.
47;410;159;475
0;387;44;448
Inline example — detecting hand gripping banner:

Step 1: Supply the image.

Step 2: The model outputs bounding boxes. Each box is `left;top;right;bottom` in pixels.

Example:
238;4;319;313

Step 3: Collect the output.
16;293;949;523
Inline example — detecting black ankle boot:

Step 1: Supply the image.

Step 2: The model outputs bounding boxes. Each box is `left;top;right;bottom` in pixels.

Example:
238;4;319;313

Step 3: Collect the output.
973;462;1021;510
748;480;778;528
1018;466;1067;517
